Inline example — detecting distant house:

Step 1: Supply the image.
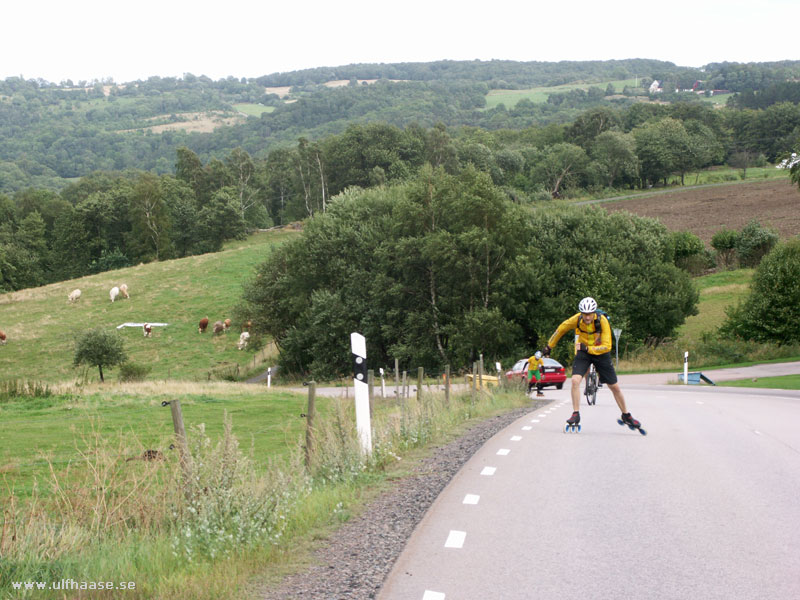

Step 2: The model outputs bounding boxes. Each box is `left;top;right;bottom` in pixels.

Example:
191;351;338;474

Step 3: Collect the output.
649;80;662;94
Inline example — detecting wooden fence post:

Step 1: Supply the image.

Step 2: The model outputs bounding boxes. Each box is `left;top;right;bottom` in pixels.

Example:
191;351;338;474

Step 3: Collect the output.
168;399;192;498
394;359;400;400
417;367;424;402
445;364;450;406
471;362;477;405
479;354;484;389
305;381;316;469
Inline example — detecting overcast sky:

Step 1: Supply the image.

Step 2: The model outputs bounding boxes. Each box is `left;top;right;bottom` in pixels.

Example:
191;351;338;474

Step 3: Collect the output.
2;0;796;84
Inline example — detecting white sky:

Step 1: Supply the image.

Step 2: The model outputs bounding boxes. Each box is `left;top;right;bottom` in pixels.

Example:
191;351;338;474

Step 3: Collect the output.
2;0;797;84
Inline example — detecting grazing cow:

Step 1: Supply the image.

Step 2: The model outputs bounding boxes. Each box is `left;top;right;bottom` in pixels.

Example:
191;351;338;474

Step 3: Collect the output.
213;321;224;335
143;323;152;337
242;320;252;331
237;331;250;350
119;284;129;299
223;318;232;331
0;330;6;345
198;317;209;334
110;286;120;302
68;289;81;303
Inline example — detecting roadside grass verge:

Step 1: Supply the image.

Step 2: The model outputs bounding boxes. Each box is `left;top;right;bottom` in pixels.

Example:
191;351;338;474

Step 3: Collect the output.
715;374;800;390
1;382;532;599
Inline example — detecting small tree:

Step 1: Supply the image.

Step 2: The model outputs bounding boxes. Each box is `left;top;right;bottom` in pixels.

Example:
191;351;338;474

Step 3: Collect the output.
73;328;127;382
671;230;706;273
711;228;739;270
735;220;778;267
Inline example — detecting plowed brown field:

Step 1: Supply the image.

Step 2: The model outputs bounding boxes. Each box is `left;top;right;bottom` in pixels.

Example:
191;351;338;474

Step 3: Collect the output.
602;179;800;244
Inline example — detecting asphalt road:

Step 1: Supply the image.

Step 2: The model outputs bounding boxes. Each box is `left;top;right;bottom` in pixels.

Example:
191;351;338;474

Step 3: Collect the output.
377;384;800;600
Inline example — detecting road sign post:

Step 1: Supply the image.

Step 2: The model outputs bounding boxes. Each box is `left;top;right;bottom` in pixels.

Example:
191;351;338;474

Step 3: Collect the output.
612;328;622;368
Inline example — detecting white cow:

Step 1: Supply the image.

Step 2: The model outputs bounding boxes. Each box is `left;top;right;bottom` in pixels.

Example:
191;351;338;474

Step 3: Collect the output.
110;286;120;302
119;283;129;299
68;289;81;303
237;331;250;350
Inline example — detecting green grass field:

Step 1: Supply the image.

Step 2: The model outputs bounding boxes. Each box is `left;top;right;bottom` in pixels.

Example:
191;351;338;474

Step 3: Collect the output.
675;269;754;342
0;229;298;385
0;384;323;498
717;374;800;389
233;103;276;116
484;78;639;108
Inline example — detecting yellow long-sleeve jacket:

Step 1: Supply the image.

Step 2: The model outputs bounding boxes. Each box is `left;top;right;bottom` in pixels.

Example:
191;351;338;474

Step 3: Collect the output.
547;312;612;356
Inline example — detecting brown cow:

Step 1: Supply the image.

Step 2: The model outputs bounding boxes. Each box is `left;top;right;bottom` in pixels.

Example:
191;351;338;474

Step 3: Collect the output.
213;321;224;335
143;323;152;337
223;318;232;331
0;330;6;345
198;317;209;334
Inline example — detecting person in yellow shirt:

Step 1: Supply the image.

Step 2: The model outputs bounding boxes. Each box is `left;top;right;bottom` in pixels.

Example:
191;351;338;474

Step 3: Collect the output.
527;350;545;397
543;297;643;432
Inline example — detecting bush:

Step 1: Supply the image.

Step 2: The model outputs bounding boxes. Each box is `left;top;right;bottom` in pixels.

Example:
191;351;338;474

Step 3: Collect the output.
735;220;778;267
711;228;739;269
671;231;710;274
118;361;151;382
720;238;800;343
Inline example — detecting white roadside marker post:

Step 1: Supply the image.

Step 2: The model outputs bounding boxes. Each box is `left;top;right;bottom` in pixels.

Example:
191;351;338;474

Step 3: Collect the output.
684;351;689;385
350;332;372;455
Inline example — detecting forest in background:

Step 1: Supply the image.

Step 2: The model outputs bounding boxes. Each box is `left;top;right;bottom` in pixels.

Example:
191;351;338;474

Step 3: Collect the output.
3;58;800;191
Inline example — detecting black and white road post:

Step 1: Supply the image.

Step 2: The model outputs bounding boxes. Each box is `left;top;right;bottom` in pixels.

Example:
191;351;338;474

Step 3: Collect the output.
350;332;372;455
684;350;689;385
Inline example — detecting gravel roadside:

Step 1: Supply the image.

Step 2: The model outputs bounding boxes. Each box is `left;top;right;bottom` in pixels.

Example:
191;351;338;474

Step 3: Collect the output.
258;397;549;599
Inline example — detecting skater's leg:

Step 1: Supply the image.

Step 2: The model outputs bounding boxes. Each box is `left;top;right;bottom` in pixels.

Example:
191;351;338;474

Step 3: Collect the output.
607;382;628;414
570;374;582;412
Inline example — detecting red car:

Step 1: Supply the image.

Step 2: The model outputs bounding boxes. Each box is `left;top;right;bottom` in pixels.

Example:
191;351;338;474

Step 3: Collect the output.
505;357;567;390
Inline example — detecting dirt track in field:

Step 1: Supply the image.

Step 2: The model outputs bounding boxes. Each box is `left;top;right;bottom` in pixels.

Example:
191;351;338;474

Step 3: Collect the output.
601;179;800;244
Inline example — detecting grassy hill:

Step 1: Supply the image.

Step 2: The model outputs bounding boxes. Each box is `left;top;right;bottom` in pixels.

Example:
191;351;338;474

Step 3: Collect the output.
0;229;299;385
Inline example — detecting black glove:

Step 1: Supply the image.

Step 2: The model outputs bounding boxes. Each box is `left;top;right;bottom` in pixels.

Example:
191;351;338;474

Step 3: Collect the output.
542;345;551;357
578;343;588;353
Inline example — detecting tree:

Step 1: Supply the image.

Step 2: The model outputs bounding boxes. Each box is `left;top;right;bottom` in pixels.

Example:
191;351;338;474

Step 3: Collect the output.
129;173;172;261
225;147;263;225
73;328;127;382
531;143;588;197
590;131;638;188
720;238;800;343
711;228;739;270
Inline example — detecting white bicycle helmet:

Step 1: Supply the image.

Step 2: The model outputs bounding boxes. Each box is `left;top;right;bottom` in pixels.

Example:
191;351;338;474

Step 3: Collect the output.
534;351;542;360
578;297;598;313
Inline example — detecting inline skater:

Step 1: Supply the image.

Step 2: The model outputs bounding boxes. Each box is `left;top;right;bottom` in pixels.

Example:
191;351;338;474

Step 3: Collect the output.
542;297;643;432
527;350;545;397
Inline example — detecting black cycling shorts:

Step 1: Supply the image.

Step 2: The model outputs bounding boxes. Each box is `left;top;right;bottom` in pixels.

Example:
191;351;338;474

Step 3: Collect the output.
572;350;618;385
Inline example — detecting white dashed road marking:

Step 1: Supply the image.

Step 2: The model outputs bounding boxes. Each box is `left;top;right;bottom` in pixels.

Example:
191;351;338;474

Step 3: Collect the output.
444;530;466;548
510;435;522;441
423;591;445;600
497;448;510;456
480;466;496;476
522;426;532;431
463;494;480;505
